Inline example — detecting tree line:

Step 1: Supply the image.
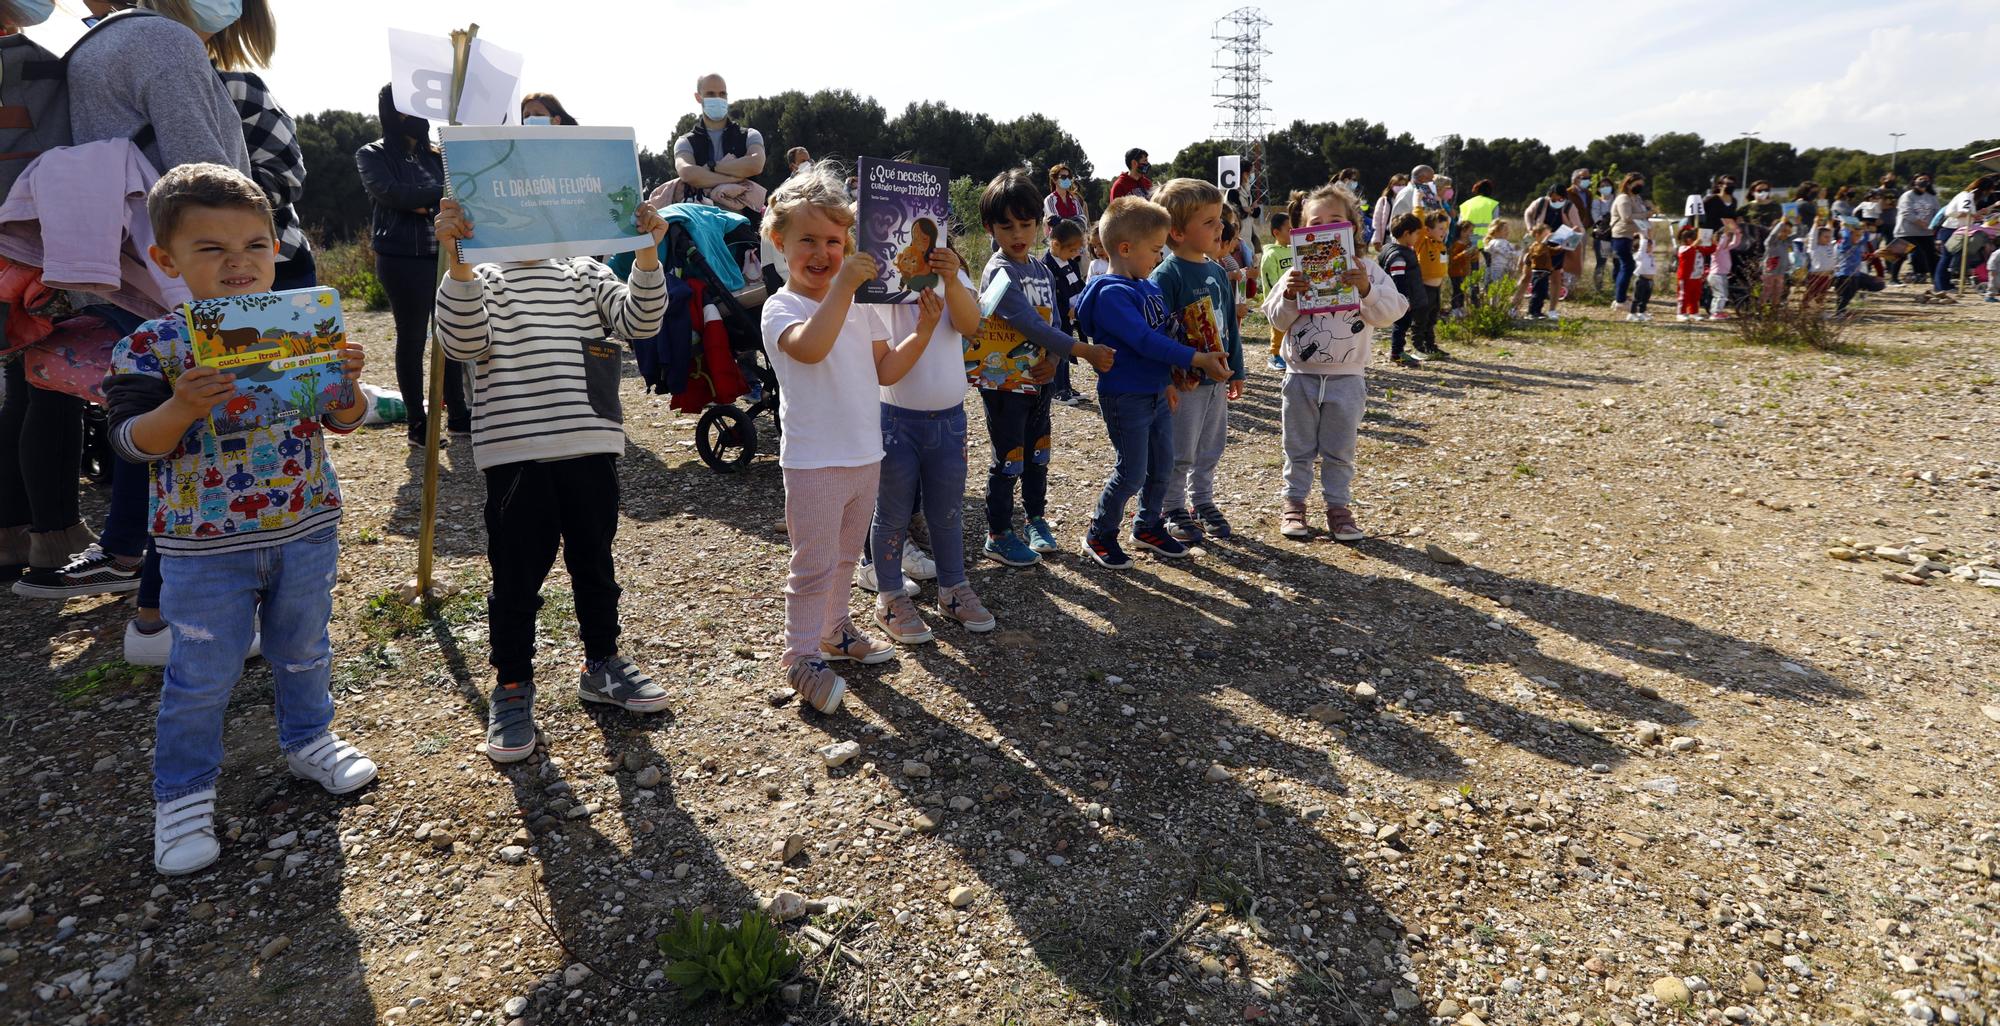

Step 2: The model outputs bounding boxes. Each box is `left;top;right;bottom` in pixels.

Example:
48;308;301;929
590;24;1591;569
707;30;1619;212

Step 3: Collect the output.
293;92;1998;245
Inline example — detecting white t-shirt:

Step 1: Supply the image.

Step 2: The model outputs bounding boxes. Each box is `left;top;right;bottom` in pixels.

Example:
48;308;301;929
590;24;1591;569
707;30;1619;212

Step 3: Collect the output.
870;270;973;412
760;289;886;470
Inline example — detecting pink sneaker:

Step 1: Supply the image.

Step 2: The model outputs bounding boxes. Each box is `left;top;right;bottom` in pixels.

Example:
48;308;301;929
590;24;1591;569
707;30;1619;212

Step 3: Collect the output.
787;658;847;713
821;620;894;664
874;594;935;644
937;582;996;633
1326;505;1365;543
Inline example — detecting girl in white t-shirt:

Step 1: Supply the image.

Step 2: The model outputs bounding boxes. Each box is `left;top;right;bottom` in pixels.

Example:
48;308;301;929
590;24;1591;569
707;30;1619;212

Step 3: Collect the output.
759;164;943;712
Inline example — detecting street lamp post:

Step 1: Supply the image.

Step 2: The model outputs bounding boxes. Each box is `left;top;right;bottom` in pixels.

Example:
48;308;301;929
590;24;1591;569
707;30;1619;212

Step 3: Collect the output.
1890;132;1906;177
1739;131;1759;193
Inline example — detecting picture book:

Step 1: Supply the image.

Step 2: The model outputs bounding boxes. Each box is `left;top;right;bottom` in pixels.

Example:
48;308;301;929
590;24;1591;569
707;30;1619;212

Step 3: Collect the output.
856;156;951;304
1293;221;1360;315
964;269;1046;393
437;124;649;263
1697;228;1714;247
1781;201;1802;226
1170;294;1222;390
1547;225;1583;250
185;287;350;435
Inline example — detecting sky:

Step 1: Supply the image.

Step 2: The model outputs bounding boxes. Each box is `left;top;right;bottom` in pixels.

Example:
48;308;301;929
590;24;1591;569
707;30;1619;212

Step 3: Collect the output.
239;0;1995;177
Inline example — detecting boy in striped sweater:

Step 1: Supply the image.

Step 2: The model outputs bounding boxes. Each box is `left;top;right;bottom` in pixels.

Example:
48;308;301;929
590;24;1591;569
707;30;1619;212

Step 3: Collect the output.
433;196;671;764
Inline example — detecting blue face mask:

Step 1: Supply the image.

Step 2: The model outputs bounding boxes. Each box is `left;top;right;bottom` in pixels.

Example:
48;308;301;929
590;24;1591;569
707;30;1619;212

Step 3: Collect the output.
8;0;54;26
523;116;551;126
1058;177;1073;190
186;0;242;34
701;97;729;121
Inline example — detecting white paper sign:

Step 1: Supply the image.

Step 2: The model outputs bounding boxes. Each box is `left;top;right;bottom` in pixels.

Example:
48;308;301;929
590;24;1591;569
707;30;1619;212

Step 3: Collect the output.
386;28;525;127
1217;155;1242;192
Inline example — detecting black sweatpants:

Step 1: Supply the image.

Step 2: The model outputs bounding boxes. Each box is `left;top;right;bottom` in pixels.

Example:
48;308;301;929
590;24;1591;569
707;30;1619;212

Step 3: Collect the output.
978;387;1051;537
377;251;469;440
483;454;622;685
1835;274;1884;311
1415;284;1443;348
1629;276;1653;314
0;357;83;531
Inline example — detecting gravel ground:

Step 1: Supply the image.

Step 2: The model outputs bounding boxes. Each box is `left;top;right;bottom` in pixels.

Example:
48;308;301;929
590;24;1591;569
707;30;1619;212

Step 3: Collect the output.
2;282;1997;1026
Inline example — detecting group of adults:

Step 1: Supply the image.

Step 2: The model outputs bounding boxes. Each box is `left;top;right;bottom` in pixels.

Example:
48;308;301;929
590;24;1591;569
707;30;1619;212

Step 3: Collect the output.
0;0;318;662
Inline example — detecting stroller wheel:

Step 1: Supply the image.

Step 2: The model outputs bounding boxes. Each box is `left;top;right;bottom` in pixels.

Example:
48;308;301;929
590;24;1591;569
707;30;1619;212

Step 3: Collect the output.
696;404;757;473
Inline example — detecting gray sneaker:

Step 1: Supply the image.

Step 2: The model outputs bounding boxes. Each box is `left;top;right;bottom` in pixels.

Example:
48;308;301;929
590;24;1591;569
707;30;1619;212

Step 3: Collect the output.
485;680;539;763
579;655;671;713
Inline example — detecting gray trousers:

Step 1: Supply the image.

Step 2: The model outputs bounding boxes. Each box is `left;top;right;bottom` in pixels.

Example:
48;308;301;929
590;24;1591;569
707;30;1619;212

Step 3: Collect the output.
1279;372;1365;507
1165;380;1229;511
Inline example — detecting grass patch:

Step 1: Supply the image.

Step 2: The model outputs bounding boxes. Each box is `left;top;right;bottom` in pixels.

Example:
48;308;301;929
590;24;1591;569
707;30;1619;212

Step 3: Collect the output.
359;587;483;643
1440;274;1519;343
1730;288;1861;353
317;240;389;312
58;660;156;703
657;909;799;1011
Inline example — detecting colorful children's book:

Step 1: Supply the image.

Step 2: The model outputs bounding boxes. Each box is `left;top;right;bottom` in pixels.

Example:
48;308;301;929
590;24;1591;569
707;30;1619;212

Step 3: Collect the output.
856;156;951;304
1170;294;1222;390
185;287;350;435
1781;201;1802;226
1697;228;1714;247
1293;221;1360;315
963;269;1046;393
437;124;649;263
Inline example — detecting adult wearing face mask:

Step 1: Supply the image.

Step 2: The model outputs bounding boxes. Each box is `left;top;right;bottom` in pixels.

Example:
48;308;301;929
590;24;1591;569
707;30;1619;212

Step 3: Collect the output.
1608;173;1653;306
357;84;468;447
1044;163;1088;228
1391;164;1435;220
1108;148;1152;201
1589;175;1616;289
671;73;766;210
1935;173;2000;292
1895;175;1942;284
1520;183;1583;303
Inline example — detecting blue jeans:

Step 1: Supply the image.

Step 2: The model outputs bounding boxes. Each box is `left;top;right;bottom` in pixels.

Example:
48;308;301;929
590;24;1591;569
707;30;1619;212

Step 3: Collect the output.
102;455;162;608
1090;390;1173;539
153;528;340;801
871;403;969;594
1611;237;1636;303
1935;233;1959;291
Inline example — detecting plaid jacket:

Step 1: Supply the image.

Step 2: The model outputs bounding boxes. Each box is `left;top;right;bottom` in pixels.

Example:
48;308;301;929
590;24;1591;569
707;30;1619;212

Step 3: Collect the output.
219;70;309;262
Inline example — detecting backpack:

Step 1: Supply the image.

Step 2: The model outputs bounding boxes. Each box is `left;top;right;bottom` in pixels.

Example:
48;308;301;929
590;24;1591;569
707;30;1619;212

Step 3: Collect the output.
0;9;163;200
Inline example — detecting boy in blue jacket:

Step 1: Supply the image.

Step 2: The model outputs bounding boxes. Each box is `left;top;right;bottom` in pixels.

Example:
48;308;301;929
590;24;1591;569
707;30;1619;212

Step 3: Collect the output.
1075;197;1231;569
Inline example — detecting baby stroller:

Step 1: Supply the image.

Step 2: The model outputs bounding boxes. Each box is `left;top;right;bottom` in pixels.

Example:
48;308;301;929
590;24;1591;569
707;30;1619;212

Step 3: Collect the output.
623;203;781;472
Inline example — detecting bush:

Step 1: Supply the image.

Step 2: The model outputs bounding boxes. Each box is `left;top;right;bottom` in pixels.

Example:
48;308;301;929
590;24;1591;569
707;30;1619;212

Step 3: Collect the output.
1730;285;1852;351
1441;273;1519;343
656;909;798;1010
316;239;389;312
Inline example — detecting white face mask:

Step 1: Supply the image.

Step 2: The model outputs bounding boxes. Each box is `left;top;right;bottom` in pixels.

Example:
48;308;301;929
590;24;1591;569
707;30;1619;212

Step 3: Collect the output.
1755;191;1771;200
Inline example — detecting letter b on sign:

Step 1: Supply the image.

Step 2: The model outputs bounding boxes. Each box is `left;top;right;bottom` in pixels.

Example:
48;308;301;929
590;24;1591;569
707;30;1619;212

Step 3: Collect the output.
405;68;452;120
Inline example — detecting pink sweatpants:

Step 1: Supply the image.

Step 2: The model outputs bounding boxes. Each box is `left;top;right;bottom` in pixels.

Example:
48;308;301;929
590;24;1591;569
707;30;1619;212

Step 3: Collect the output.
781;463;881;665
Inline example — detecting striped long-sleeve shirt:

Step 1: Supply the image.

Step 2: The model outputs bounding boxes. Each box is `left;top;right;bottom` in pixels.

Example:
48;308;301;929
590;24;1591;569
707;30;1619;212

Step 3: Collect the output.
435;259;667;471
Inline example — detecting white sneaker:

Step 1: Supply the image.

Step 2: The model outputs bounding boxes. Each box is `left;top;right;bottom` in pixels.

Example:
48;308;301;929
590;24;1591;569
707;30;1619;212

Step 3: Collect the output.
1624;313;1639;322
124;621;262;667
900;542;937;582
855;559;920;596
154;789;219;876
286;732;377;795
1675;314;1690;322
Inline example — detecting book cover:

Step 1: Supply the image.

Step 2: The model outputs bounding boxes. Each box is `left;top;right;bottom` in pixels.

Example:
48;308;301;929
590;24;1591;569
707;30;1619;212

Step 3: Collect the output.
437;125;649;263
856;156;951;304
1294;221;1360;315
963;269;1045;393
1781;201;1801;225
184;287;349;435
1170;294;1222;390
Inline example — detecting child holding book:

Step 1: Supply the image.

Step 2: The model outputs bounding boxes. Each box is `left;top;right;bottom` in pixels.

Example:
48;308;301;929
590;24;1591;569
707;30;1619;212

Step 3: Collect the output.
1264;184;1408;541
1075;197;1232;568
756;164;946;712
1761;220;1794;309
1413;211;1450;358
1707;227;1738;320
433;193;674;763
1150;178;1246;544
1380;213;1431;362
867;245;997;646
1260;210;1294;371
107;164;376;875
975;169;1115;567
1524;224;1557;320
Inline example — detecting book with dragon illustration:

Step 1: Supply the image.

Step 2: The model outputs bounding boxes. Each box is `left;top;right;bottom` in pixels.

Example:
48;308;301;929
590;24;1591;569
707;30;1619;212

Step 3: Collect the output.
436;125;648;263
185;287;350;435
1293;221;1360;314
963;268;1047;394
856;156;951;304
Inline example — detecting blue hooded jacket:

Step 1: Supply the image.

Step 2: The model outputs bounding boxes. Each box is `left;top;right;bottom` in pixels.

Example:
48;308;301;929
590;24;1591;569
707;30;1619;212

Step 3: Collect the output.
1075;274;1194;395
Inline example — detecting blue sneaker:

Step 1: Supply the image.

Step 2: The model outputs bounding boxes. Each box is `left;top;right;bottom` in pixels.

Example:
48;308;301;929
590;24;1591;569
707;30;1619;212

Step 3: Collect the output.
1082;530;1132;570
1024;518;1059;554
1130;524;1190;559
1267;354;1286;372
983;530;1040;567
745;379;765;404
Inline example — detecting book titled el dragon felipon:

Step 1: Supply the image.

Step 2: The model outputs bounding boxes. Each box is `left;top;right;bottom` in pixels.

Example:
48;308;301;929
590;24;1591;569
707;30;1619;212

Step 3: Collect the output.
185;287;350;434
1293;221;1360;315
437;124;649;263
855;156;951;304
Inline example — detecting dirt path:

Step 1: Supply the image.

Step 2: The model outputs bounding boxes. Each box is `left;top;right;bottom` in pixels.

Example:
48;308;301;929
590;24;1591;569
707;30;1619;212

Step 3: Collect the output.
3;285;1997;1026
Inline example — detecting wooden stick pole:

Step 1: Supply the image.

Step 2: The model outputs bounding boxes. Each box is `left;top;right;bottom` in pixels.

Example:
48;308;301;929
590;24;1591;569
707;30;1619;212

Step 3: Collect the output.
415;24;478;598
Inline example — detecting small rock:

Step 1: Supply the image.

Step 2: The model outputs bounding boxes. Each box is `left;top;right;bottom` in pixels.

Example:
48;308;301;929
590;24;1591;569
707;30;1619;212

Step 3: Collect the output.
947;796;975;812
1457;1015;1487;1026
1205;764;1232;783
1;904;30;931
1305;703;1346;725
1653;977;1691;1005
1740;971;1766;995
912;812;939;832
498;845;527;865
1634;722;1663;746
1669;736;1699;752
1982;705;2000;725
819;741;860;768
94;952;136;985
946;885;976;908
502;996;529;1017
621;751;644;773
92;755;117;773
1424;543;1463;565
1827;547;1858;561
780;982;805;1005
259;935;291;960
1199;955;1225;977
428;831;455;852
1353;682;1377;701
1781;954;1811;976
563;963;589;987
764;890;807;923
771;833;805;863
902;760;932;779
1391;987;1420;1010
634;765;662;789
267;831;297;850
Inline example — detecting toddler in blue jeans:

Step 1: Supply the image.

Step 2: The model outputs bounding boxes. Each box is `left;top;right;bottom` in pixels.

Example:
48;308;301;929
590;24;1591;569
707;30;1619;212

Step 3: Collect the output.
105;164;377;876
1075;197;1230;569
